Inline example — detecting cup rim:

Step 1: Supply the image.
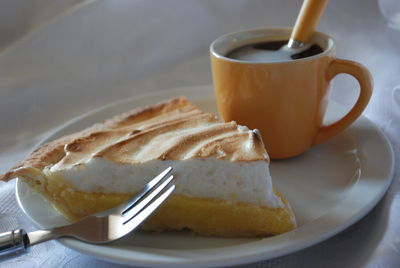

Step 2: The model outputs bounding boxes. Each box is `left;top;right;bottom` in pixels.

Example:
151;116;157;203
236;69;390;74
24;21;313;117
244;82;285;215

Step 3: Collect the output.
210;27;335;64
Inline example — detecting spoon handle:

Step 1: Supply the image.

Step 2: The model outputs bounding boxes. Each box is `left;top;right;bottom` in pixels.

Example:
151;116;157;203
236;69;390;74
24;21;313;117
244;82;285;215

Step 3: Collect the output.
289;0;328;47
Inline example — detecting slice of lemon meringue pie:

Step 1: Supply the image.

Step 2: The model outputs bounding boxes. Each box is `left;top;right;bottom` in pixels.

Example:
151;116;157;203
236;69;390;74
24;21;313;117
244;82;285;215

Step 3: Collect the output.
1;96;296;237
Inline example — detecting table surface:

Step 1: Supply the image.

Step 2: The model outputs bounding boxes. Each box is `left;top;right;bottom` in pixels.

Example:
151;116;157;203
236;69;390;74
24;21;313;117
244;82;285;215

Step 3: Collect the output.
0;0;399;267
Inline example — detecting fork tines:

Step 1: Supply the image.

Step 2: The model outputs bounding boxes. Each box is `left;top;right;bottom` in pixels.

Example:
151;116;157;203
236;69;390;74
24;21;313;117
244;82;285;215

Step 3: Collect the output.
120;167;175;225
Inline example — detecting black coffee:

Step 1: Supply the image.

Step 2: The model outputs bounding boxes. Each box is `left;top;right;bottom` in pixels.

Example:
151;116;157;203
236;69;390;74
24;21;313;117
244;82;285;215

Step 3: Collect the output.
226;40;324;62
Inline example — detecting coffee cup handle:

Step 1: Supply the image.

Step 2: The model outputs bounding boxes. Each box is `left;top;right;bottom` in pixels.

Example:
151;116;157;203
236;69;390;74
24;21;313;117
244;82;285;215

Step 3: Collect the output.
313;58;373;145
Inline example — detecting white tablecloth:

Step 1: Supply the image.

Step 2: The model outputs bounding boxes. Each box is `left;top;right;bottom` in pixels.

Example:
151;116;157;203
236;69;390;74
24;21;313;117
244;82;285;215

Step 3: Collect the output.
0;0;399;267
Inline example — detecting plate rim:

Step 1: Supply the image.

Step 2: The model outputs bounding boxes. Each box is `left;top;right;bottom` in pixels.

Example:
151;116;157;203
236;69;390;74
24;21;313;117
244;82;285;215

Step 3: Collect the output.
16;85;395;267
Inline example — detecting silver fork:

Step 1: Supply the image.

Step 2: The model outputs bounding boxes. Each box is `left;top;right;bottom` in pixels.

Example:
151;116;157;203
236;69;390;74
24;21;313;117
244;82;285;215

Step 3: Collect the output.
0;167;175;259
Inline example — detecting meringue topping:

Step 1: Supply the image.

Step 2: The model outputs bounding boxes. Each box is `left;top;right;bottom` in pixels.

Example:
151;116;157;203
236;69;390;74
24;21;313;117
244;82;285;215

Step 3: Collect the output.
50;96;269;171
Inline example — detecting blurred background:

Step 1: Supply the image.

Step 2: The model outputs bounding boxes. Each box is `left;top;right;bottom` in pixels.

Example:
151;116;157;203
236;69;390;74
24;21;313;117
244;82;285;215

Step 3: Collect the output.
0;0;399;167
0;0;399;267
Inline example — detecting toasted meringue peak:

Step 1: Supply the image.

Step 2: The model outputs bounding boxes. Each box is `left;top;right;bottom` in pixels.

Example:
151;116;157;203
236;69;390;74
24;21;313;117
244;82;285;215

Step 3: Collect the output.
1;96;269;181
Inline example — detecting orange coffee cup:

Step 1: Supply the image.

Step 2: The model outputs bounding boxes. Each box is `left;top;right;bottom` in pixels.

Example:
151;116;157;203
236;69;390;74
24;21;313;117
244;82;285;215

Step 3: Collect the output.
210;28;372;159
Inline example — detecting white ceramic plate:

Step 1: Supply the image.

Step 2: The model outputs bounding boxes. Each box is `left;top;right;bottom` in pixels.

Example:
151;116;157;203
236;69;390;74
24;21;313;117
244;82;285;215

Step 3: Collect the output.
16;86;394;267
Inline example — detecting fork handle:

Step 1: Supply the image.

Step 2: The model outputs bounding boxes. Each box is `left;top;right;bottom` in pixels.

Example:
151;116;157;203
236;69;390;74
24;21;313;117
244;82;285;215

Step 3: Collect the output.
0;229;29;258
